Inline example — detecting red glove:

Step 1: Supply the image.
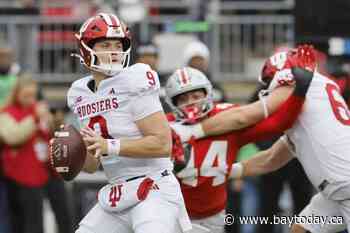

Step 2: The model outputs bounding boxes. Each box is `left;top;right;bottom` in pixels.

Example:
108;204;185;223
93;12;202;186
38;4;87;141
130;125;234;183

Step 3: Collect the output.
171;129;185;164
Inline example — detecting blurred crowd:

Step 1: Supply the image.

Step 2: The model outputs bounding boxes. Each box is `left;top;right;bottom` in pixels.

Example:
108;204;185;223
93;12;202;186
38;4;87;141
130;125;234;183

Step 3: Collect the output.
0;45;74;233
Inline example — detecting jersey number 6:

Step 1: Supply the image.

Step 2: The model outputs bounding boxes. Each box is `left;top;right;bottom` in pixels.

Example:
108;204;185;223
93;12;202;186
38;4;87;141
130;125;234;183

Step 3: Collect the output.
326;83;350;125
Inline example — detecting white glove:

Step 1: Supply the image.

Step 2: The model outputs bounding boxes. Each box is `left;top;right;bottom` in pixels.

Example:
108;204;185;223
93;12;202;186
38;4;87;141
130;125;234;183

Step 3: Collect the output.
170;122;205;143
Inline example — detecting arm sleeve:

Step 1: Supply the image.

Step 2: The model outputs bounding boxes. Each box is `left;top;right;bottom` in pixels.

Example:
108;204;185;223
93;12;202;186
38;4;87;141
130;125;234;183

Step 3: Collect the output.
0;113;37;146
237;94;304;146
130;91;164;121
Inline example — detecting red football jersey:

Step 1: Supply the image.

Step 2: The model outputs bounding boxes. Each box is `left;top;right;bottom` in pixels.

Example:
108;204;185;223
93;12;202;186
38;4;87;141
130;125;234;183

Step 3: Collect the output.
169;96;305;219
169;103;251;219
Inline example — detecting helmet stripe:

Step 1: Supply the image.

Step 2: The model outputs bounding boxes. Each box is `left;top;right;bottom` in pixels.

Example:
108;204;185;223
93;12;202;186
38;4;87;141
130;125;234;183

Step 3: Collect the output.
110;14;120;27
99;13;113;26
179;69;188;85
79;16;95;38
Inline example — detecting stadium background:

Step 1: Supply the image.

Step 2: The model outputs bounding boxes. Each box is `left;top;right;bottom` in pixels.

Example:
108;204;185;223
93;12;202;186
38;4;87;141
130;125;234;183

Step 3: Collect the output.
0;0;350;233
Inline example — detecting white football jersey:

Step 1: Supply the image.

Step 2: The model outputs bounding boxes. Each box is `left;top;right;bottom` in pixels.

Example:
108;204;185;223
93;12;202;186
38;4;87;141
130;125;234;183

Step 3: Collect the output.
284;71;350;188
67;63;173;183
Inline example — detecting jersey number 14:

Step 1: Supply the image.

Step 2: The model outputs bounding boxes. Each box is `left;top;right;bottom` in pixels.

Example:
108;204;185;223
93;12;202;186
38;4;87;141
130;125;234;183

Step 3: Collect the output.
177;141;228;187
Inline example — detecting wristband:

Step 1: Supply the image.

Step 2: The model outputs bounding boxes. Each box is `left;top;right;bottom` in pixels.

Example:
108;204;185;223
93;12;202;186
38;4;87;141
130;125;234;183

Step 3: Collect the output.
230;162;244;179
107;139;121;156
192;123;205;139
258;90;269;118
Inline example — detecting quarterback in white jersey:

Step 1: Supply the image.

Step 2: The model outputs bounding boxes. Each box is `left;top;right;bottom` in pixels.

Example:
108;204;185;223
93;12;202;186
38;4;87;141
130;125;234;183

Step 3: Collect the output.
67;13;190;233
226;46;350;232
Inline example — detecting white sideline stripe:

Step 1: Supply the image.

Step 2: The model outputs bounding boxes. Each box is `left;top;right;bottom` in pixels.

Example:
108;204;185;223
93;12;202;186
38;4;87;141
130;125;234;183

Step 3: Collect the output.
111;14;120;26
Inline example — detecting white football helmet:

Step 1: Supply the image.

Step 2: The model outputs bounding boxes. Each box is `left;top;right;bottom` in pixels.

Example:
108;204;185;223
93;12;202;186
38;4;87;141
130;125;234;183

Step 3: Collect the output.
165;67;213;123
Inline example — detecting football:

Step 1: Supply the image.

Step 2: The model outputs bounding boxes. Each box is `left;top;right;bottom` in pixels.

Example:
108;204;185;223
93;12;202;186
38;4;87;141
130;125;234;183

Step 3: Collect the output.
49;124;87;181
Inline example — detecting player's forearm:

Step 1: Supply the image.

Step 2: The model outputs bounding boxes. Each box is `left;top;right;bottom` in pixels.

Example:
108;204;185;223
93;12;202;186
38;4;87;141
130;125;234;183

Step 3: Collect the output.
119;135;171;158
201;87;294;137
230;151;283;179
233;141;293;178
242;150;280;177
238;94;305;146
201;108;249;136
82;153;100;173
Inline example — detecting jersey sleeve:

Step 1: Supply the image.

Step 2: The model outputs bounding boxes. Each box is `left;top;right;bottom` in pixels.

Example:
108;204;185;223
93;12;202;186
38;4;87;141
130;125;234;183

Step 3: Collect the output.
127;63;161;97
126;64;163;121
130;90;163;121
236;94;305;146
66;77;87;112
66;87;76;111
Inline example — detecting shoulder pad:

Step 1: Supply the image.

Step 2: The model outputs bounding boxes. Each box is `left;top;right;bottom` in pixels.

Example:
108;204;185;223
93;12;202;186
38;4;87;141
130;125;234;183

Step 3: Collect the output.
67;76;91;110
119;63;160;96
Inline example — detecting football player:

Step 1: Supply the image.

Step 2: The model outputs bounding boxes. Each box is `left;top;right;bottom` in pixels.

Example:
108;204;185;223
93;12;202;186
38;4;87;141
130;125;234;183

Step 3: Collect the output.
165;66;313;233
66;13;190;233
171;45;317;143
227;135;347;233
212;46;350;232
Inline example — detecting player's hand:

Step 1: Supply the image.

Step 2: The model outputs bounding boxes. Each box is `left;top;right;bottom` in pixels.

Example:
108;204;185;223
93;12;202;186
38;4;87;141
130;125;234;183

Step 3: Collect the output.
80;127;107;158
170;123;205;143
171;129;185;163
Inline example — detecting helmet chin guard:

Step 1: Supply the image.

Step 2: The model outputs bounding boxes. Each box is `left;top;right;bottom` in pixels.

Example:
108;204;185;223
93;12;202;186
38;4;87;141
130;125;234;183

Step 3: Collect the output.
177;98;212;124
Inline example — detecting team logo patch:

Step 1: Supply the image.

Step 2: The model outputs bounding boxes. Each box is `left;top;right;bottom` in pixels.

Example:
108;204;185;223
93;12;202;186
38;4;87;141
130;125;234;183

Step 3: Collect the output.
75;96;83;104
109;88;115;94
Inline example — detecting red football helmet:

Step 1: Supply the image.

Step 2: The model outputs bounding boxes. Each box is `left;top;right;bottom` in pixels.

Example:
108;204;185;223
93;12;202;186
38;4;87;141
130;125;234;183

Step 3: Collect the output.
74;13;132;76
259;44;317;91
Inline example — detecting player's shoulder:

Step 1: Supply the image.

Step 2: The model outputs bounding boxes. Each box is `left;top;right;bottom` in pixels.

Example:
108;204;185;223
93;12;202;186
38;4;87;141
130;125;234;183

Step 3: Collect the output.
208;102;239;116
126;63;152;74
68;76;92;95
117;63;160;96
67;76;92;108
